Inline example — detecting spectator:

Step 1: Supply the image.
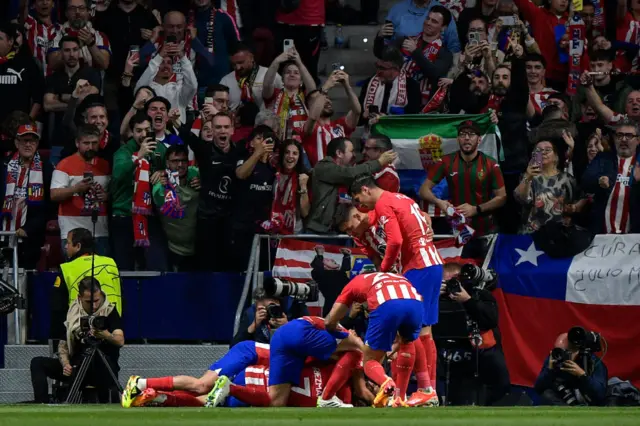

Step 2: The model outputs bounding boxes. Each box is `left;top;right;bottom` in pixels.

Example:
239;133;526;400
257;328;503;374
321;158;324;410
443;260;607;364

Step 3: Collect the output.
275;0;325;83
446;69;491;113
186;112;236;272
0;21;44;125
49;0;112;71
263;47;316;138
145;96;184;151
376;6;454;108
152;144;200;272
381;0;461;59
301;70;360;167
420;120;506;238
189;83;230;138
581;118;640;234
261;139;310;235
51;124;110;256
359;46;421;120
515;140;584;234
134;38;198;124
94;0;158;112
228;125;277;271
189;0;240;95
0;111;31;157
447;18;497;83
220;43;282;111
0;124;53;268
44;36;102;157
232;101;260;142
525;54;558;119
616;0;640;73
119;85;156;140
306;137;396;234
22;0;61;77
361;134;400;192
110;112;168;271
513;0;569;91
582;80;640;126
457;0;498;45
140;10;200;70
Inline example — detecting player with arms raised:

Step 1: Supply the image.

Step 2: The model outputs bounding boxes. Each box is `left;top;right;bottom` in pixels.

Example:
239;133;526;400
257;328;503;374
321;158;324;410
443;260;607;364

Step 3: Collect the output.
324;273;425;407
350;175;443;407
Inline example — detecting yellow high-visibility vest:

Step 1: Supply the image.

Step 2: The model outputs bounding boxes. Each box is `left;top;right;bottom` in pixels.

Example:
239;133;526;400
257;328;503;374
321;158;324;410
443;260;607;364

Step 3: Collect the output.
59;254;122;312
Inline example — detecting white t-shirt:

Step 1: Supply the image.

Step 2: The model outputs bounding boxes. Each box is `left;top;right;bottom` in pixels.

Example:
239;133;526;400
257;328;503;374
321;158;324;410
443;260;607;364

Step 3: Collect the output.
220;66;283;111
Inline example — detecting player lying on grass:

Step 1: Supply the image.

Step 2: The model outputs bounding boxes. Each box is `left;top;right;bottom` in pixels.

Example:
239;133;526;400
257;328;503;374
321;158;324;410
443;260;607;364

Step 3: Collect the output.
121;340;270;407
323;272;434;408
266;316;365;407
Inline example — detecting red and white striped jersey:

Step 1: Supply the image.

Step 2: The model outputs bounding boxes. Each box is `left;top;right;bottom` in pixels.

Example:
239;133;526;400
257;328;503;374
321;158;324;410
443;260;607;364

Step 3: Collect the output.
354;210;386;262
50;154;111;238
50;22;112;69
375;191;443;273
243;363;337;407
529;87;557;115
254;342;270;366
24;15;60;76
604;156;634;234
336;273;422;311
373;165;400;193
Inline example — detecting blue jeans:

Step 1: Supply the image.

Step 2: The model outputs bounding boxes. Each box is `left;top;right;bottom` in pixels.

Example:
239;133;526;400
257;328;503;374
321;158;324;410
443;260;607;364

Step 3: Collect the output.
61;236;110;261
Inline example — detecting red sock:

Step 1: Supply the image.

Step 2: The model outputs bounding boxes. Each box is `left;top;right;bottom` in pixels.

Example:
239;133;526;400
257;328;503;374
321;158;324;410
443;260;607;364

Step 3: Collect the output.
420;334;437;388
394;342;416;399
364;359;389;386
322;351;361;399
159;390;203;407
413;337;431;390
229;384;271;407
147;377;174;391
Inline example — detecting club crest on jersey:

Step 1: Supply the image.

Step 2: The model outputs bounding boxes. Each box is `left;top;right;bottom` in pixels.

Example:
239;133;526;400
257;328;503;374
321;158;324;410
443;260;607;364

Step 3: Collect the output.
477;167;485;180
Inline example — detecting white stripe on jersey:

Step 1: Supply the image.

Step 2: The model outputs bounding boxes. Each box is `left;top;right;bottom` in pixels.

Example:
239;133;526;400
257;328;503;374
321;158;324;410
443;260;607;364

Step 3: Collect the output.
399;284;410;299
376;289;385;306
246;366;265;374
255;343;270;350
245;377;265;386
387;286;398;300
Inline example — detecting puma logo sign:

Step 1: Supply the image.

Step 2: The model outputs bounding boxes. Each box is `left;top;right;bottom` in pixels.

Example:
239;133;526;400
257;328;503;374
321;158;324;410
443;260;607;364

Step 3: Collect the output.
0;68;26;85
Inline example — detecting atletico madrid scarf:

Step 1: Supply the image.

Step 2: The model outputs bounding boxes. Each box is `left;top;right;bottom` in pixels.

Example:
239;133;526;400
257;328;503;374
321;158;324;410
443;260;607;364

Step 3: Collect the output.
401;35;442;103
1;151;44;232
99;129;110;150
132;156;152;247
261;170;298;235
273;89;307;138
236;67;259;103
160;170;185;219
363;73;408;114
481;94;504;113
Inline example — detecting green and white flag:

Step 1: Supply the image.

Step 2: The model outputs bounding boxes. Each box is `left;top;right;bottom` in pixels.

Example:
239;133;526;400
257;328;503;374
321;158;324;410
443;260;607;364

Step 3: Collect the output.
372;113;501;171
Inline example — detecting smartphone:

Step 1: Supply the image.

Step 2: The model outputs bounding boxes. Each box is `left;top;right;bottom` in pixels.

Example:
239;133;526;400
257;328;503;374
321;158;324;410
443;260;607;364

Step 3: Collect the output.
500;15;516;26
384;20;394;39
166;34;177;44
204;97;213;105
332;62;345;71
468;31;480;46
532;150;543;168
146;130;155;141
368;105;380;115
83;171;94;184
283;39;294;51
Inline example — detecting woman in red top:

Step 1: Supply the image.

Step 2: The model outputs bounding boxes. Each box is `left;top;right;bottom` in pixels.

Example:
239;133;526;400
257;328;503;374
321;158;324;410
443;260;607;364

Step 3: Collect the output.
263;47;316;140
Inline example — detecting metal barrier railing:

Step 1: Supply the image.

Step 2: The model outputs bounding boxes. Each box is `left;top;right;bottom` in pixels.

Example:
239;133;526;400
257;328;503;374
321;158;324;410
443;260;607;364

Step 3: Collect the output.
235;233;456;335
0;231;21;344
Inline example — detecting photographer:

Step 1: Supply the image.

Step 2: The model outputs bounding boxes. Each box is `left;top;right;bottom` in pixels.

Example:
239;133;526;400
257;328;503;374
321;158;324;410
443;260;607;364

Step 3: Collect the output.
534;330;608;406
435;262;511;406
230;284;308;347
30;277;124;403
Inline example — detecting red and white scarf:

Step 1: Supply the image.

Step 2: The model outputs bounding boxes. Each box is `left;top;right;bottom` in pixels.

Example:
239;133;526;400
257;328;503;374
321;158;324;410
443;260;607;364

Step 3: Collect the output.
481;94;504;113
236;67;259;103
2;152;44;232
273;89;307;138
363;72;408;114
132;156;152;247
604;156;633;234
567;14;585;96
401;35;443;103
99;129;110;150
261;170;298;234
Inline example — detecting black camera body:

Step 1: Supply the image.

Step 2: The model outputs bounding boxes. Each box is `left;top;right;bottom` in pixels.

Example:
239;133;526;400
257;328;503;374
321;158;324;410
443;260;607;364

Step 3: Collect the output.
80;315;108;333
263;277;319;302
442;264;497;297
266;303;284;320
443;277;463;297
551;347;571;370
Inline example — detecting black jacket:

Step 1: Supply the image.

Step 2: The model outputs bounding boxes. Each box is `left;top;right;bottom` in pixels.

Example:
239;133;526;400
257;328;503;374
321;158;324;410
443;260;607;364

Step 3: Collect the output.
183;129;236;219
0;54;44;124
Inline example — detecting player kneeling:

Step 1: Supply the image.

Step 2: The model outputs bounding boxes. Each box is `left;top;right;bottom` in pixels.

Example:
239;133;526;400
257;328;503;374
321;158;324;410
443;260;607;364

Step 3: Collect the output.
324;272;427;407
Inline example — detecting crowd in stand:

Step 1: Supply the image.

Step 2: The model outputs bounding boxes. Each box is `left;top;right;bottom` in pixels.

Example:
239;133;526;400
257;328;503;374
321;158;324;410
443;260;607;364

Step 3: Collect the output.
0;0;638;273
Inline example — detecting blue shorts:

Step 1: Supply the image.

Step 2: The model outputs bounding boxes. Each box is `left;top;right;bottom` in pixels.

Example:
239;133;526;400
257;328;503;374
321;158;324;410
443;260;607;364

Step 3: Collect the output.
405;265;443;326
208;340;257;379
365;299;423;351
269;320;343;386
226;371;249;407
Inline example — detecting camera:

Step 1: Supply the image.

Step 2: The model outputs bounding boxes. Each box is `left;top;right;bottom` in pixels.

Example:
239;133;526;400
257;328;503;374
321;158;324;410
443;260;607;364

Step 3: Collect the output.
443;277;463;296
568;326;602;352
459;264;495;286
263;277;319;302
555;381;578;405
80;315;108;333
551;347;571;369
266;303;284;320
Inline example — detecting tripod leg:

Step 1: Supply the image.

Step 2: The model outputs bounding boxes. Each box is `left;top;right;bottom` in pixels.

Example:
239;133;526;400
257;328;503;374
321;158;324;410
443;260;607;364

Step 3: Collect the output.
96;348;124;395
65;349;96;404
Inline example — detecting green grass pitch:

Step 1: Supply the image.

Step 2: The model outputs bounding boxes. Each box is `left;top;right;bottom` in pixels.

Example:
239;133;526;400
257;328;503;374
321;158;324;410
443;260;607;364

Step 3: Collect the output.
0;406;639;426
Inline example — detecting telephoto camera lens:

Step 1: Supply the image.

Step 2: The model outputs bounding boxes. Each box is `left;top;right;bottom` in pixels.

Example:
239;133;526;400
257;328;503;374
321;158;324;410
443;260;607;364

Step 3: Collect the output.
555;382;578;405
444;278;462;296
266;303;284;320
568;326;602;352
263;277;319;302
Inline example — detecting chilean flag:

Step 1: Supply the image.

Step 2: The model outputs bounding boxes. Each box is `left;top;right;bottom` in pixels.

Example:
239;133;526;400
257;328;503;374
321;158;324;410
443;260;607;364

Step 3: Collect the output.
490;234;640;387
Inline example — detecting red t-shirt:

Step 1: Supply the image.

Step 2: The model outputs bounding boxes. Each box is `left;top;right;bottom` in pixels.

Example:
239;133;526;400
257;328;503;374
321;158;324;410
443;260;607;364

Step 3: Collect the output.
276;0;325;26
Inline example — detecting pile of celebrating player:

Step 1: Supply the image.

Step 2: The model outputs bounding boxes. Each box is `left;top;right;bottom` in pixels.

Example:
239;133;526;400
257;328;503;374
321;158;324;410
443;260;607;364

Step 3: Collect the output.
121;169;447;409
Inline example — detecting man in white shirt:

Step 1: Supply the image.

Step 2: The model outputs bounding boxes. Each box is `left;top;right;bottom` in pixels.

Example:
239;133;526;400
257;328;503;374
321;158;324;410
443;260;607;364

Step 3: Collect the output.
135;41;198;125
220;44;282;111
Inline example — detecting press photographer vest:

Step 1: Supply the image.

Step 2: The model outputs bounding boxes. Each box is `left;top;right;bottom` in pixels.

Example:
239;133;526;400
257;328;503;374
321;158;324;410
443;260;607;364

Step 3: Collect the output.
60;254;121;313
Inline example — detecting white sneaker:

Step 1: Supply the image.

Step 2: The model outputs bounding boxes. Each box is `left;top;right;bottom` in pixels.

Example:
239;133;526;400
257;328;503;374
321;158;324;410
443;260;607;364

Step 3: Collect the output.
317;395;354;408
204;375;230;408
